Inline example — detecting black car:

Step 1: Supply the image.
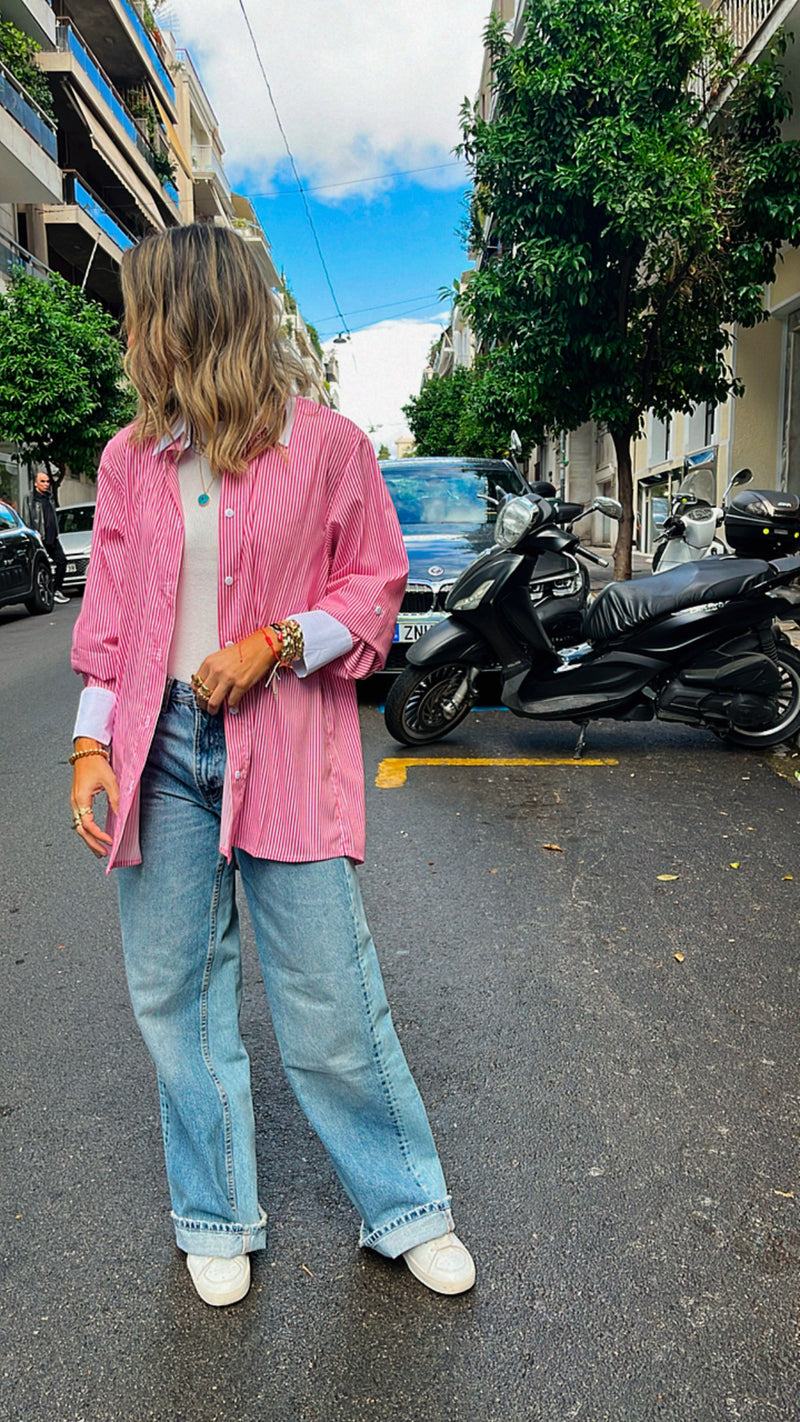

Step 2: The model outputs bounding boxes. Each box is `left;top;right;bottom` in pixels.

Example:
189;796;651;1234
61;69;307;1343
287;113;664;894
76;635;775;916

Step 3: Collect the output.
379;457;529;671
0;502;54;615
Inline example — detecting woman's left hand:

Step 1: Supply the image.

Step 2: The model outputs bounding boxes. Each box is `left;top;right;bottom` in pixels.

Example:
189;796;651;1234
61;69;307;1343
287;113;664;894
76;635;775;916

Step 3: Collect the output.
193;631;277;714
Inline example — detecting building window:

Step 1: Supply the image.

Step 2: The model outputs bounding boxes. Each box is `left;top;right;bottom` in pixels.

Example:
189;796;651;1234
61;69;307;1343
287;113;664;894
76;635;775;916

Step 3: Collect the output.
649;413;671;465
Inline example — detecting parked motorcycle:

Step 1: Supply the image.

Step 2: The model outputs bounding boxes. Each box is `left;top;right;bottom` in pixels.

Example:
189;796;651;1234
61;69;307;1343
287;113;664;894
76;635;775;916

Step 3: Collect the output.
652;466;752;572
384;490;800;751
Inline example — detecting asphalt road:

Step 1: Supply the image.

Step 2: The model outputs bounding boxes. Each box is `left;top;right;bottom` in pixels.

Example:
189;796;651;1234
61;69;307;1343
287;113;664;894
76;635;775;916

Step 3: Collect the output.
2;599;800;1422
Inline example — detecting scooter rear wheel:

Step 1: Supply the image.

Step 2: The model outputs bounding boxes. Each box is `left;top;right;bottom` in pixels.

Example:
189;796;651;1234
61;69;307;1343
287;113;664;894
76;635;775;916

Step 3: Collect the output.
384;663;476;746
723;644;800;748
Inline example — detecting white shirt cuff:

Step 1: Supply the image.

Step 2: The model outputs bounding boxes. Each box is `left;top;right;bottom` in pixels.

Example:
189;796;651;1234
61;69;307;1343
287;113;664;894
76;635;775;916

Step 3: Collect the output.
289;611;353;677
73;686;116;744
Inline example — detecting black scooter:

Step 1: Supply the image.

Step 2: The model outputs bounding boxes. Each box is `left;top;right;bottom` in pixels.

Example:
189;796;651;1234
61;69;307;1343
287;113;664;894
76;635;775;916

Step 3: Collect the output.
384;492;800;751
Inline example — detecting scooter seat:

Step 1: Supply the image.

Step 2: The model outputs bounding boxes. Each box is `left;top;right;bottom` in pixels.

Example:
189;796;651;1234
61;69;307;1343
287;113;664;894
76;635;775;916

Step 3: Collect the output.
584;557;771;643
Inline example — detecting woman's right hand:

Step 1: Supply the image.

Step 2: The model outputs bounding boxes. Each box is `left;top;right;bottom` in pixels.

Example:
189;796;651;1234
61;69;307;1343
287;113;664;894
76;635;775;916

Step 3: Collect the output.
70;740;120;858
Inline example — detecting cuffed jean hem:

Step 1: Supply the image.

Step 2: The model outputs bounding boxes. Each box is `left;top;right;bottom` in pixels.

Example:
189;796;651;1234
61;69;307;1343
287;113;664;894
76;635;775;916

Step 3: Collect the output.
359;1199;455;1259
172;1210;267;1258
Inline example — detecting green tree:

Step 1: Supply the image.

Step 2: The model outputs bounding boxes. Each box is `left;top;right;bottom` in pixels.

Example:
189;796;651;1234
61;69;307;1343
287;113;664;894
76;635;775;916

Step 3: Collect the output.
459;0;800;577
377;443;391;460
0;271;136;487
403;361;540;459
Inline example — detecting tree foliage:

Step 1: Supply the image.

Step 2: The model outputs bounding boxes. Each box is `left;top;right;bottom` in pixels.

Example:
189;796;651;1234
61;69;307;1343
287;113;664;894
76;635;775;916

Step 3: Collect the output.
0;271;136;483
0;19;55;120
459;0;800;575
403;361;541;459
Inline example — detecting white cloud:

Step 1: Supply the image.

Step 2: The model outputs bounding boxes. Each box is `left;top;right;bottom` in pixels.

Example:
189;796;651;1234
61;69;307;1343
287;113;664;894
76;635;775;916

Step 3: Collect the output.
325;318;444;454
162;0;489;196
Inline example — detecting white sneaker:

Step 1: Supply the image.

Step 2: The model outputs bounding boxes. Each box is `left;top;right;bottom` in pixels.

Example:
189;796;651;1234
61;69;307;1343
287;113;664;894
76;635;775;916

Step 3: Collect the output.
186;1252;251;1306
403;1232;475;1295
53;591;70;603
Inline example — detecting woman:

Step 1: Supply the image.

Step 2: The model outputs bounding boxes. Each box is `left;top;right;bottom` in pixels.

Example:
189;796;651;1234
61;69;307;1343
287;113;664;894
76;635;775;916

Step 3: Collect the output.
70;224;474;1307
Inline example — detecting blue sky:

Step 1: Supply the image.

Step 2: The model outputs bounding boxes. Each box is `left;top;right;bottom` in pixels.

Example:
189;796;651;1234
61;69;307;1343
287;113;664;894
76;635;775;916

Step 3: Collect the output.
248;174;472;342
163;0;491;444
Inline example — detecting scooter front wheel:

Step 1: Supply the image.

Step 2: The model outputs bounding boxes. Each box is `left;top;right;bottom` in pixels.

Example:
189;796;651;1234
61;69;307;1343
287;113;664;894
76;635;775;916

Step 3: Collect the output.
384;663;476;746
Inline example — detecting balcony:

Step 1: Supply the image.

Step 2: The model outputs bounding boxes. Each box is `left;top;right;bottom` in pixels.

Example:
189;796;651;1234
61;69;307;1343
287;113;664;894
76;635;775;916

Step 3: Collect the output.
0;231;52;286
192;143;232;209
39;23;180;220
65;172;136;253
119;0;175;102
0;57;61;202
707;0;795;58
42;172;135;312
1;0;56;48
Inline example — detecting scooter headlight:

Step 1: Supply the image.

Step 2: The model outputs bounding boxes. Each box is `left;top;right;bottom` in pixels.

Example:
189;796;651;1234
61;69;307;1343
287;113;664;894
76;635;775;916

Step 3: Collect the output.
495;496;542;548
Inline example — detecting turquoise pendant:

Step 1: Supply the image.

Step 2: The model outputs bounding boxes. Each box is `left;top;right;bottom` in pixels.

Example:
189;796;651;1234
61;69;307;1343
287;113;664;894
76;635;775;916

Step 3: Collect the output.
198;492;210;506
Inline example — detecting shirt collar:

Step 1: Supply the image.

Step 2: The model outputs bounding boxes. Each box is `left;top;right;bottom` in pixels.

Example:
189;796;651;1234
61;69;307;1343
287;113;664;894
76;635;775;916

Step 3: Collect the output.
155;417;188;455
154;401;295;457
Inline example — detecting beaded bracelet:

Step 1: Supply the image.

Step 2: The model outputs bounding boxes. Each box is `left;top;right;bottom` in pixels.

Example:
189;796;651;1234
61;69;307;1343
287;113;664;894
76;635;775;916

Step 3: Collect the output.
68;747;110;766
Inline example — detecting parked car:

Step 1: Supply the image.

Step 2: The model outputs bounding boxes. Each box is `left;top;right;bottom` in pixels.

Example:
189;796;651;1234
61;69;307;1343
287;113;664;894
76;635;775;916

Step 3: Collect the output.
379;457;529;671
0;501;54;614
56;501;95;592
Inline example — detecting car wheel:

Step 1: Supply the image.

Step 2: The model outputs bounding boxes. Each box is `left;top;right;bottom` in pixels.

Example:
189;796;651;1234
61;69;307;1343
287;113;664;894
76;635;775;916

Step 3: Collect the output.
25;555;54;614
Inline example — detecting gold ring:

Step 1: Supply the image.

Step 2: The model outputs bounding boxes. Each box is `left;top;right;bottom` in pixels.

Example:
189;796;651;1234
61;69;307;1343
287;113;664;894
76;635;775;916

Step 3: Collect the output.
77;805;91;819
73;814;82;830
191;674;212;697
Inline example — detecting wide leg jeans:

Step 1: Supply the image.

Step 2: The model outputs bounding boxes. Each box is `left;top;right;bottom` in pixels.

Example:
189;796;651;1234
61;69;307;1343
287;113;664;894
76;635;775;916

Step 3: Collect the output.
117;681;453;1259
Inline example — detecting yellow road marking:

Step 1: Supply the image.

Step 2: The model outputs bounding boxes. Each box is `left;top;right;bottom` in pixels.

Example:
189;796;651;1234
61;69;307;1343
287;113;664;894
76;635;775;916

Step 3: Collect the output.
375;756;619;788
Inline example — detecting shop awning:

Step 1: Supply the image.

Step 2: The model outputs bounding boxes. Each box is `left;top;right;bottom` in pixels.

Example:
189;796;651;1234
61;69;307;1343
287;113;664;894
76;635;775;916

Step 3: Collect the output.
66;89;164;230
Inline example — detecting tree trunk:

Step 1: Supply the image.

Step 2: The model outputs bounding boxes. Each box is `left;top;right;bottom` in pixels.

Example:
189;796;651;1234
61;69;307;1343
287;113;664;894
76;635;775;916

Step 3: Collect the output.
611;427;635;582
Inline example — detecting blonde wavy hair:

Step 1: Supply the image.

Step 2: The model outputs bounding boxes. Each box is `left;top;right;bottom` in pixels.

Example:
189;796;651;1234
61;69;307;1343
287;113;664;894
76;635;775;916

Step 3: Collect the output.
121;222;312;474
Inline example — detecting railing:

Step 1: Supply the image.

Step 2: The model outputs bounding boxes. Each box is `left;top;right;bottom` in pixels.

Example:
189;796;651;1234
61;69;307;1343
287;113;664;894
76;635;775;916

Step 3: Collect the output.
0;232;52;282
56;20;139;146
192;144;231;202
63;171;136;252
53;22;178;204
120;0;175;100
0;57;57;160
709;0;777;54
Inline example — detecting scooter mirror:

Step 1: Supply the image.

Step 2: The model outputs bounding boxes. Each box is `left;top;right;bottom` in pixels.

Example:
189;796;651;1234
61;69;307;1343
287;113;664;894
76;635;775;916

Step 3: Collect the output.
732;468;753;488
593;497;624;520
509;430;522;457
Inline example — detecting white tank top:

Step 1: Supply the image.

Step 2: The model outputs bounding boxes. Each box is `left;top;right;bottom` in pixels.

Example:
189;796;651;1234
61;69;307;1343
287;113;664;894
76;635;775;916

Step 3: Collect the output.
167;448;220;685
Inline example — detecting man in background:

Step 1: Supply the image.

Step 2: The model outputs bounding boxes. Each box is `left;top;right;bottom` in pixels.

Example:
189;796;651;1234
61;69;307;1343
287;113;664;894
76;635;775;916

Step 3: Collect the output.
27;470;69;604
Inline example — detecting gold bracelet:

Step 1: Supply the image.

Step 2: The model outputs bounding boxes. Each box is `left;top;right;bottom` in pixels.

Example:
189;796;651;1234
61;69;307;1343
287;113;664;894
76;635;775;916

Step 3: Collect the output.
271;619;305;666
68;747;110;765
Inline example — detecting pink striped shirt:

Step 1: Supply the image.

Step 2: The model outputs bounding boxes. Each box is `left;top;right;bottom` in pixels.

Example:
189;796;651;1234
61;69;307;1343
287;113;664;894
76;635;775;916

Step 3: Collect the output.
71;398;409;871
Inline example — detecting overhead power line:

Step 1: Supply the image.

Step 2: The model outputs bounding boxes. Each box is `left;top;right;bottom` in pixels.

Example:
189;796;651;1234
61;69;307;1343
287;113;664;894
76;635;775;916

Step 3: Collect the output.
313;290;446;324
247;161;465;199
235;0;351;336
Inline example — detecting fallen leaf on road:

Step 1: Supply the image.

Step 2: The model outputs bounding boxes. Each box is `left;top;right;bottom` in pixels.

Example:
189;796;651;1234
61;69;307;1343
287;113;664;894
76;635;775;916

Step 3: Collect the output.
657;874;679;881
783;875;794;881
774;1189;795;1199
301;1263;314;1277
730;862;740;869
542;843;564;852
674;952;685;963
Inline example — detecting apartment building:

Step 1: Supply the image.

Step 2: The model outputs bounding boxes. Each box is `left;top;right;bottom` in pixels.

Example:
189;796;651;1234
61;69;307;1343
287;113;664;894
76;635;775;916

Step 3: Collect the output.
0;1;61;280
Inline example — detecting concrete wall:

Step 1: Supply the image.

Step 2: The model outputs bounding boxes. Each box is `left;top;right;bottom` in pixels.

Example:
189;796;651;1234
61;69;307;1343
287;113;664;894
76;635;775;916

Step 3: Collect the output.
730;317;784;485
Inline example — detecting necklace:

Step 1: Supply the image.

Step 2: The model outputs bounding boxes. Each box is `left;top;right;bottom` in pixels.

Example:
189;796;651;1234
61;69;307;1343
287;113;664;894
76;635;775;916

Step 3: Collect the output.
197;456;217;507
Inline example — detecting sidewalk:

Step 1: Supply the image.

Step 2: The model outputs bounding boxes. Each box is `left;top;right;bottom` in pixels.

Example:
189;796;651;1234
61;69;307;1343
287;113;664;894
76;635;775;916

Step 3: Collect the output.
581;542;652;591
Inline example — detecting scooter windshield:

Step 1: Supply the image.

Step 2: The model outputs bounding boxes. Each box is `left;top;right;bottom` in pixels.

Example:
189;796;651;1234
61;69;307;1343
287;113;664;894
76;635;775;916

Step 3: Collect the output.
676;468;716;504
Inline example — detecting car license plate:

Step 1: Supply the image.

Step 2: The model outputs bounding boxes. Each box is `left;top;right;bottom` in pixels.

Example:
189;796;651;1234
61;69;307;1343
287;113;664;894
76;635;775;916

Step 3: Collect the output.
66;562;77;573
394;621;435;643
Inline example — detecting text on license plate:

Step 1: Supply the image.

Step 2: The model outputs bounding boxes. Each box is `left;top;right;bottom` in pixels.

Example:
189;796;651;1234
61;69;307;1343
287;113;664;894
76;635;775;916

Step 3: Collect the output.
393;621;435;643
